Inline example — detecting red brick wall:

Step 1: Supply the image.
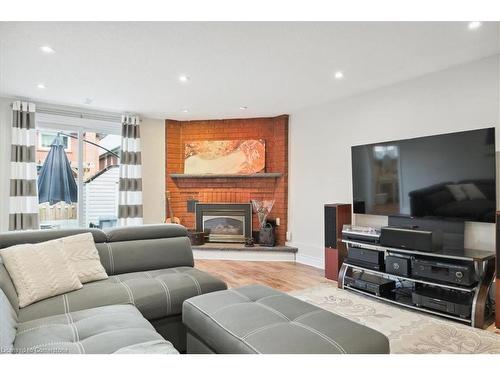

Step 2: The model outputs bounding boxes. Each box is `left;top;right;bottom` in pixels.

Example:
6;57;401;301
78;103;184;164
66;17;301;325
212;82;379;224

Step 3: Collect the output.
165;115;289;245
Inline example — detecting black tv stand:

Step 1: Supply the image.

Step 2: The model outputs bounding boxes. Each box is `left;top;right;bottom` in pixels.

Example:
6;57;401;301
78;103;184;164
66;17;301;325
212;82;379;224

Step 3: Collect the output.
338;239;495;328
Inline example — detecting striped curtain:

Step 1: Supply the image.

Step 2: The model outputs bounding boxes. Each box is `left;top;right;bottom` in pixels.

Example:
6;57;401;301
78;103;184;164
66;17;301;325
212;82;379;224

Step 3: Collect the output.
118;115;143;226
9;101;39;230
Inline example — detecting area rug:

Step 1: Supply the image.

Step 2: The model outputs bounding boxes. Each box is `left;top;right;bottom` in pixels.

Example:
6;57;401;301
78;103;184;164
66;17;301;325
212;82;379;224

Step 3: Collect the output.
290;283;500;354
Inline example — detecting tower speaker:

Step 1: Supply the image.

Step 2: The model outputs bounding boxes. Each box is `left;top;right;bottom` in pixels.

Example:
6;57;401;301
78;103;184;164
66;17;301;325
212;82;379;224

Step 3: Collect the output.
496;211;500;328
324;204;352;281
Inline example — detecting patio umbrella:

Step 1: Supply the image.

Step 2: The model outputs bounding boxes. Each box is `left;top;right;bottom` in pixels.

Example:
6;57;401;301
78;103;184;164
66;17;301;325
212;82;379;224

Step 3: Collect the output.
38;135;78;204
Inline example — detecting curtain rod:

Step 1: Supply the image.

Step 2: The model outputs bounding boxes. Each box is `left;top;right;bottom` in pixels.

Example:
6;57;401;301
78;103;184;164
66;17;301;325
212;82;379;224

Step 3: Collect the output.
8;98;124;123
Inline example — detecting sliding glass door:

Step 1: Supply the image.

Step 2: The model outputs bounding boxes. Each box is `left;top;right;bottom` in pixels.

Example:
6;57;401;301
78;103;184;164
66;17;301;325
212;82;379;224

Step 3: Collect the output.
35;119;121;230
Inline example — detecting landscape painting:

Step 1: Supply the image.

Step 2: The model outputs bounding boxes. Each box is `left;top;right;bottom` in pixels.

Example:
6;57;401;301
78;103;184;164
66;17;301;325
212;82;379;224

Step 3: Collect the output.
184;139;265;174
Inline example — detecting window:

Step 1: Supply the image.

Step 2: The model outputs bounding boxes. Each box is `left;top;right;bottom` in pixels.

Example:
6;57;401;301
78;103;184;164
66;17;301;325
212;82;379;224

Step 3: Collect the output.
38;132;70;151
35;115;121;230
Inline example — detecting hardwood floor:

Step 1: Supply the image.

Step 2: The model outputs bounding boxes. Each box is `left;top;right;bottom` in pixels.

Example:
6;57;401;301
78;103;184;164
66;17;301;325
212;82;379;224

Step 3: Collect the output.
195;260;333;291
196;260;500;332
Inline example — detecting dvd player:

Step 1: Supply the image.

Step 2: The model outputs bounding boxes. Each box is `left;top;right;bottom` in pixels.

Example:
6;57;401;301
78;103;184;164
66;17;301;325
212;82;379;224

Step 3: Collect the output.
344;272;395;297
342;225;381;244
412;286;473;319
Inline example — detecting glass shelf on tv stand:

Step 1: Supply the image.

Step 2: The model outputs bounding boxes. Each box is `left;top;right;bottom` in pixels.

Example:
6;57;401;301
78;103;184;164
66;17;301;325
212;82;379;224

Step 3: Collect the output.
338;238;497;328
342;262;477;293
343;285;473;324
341;239;495;262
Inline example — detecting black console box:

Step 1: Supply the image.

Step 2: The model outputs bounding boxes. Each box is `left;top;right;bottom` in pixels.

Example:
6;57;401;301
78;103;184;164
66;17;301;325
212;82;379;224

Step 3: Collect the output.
412;286;473;319
411;258;476;286
344;272;396;297
344;257;384;271
385;254;411;277
380;226;443;252
347;247;384;265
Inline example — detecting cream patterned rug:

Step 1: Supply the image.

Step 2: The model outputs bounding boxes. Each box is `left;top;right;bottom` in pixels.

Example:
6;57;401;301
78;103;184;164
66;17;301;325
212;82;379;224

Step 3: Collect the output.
290;283;500;354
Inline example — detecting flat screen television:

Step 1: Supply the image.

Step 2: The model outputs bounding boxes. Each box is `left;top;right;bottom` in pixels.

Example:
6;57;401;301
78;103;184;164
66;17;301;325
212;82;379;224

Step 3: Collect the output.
351;127;496;223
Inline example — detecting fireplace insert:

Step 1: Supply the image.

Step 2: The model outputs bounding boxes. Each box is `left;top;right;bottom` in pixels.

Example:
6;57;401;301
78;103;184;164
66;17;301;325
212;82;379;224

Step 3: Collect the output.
195;203;252;243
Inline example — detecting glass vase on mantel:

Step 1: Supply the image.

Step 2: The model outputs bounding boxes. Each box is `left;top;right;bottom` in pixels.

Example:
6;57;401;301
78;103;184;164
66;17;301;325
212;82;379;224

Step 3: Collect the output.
251;199;275;227
251;199;276;247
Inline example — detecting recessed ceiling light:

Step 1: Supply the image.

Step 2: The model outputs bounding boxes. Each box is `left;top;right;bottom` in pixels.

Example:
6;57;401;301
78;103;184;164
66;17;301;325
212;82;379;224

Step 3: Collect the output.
37;83;46;89
40;45;55;54
334;71;344;80
181;109;189;113
179;75;190;83
468;21;482;30
239;106;248;110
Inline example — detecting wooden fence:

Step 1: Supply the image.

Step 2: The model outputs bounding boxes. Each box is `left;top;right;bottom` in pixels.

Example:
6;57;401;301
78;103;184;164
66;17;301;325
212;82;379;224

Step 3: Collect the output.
39;202;78;221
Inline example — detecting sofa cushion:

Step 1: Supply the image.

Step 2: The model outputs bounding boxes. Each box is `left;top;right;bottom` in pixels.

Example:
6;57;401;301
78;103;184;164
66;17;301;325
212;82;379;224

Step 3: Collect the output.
183;285;390;354
0;257;19;312
13;304;178;354
60;233;108;283
96;237;194;276
0;289;17;354
18;267;227;322
0;228;107;249
105;224;187;242
0;239;83;308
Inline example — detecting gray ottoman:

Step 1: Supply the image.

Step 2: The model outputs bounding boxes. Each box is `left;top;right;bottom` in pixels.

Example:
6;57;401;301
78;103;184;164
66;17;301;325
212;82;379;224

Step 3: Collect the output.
182;285;390;354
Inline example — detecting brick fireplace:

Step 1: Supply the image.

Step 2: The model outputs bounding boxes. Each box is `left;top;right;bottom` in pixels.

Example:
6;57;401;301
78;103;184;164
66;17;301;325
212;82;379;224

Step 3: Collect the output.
165;115;288;245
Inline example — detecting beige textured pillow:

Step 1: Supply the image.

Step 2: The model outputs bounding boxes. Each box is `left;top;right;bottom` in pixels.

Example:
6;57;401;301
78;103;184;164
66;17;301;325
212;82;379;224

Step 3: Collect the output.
60;233;108;283
0;239;83;308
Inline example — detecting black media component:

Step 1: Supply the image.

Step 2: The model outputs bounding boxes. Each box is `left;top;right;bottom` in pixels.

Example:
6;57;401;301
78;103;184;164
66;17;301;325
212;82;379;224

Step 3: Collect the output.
388;216;464;251
380;226;443;252
385;254;411;277
412;286;473;319
341;225;381;244
344;258;384;271
344;272;396;297
347;247;384;267
411;258;476;287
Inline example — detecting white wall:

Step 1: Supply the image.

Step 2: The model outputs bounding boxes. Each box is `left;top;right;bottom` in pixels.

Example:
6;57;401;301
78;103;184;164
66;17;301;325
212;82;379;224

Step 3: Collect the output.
0;97;12;232
141;118;166;224
288;55;500;268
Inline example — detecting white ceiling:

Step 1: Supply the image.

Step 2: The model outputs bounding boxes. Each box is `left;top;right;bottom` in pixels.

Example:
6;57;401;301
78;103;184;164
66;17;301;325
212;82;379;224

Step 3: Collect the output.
0;22;499;120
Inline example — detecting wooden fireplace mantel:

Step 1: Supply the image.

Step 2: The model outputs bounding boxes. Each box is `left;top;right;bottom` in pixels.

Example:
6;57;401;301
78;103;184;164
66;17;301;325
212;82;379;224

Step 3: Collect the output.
170;173;282;179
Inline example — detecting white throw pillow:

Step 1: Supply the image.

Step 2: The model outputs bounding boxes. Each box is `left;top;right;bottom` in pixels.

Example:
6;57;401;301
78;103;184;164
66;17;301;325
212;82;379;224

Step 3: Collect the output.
60;233;108;284
0;239;83;308
446;184;467;201
460;183;487;200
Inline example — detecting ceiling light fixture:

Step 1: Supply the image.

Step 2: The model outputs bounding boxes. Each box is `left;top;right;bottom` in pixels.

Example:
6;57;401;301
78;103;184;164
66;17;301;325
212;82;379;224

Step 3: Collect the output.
334;71;344;80
40;45;55;54
179;75;190;83
37;83;46;89
239;106;248;110
181;109;189;113
468;21;482;30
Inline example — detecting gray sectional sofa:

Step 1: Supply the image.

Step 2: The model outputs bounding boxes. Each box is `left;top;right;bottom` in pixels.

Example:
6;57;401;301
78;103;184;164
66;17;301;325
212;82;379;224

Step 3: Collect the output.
0;224;227;354
0;223;391;355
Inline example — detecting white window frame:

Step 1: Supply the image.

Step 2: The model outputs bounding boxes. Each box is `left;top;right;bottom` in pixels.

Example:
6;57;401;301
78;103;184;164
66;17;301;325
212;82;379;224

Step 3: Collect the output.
38;131;72;152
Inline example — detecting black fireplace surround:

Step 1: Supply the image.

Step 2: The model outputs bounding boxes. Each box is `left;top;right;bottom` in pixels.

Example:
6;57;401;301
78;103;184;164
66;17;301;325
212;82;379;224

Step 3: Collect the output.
195;203;252;243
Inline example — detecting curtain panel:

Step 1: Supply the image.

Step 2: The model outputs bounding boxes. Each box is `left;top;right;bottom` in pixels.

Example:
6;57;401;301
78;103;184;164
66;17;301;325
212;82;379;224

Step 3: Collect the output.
118;115;143;226
9;101;40;230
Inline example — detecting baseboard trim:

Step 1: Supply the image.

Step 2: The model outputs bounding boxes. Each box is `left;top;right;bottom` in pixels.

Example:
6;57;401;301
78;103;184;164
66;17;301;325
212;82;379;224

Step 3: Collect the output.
295;253;324;270
193;249;296;262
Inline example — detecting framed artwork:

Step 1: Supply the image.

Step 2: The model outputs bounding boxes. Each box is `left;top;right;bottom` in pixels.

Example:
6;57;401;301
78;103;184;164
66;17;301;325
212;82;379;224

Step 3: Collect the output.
184;139;265;174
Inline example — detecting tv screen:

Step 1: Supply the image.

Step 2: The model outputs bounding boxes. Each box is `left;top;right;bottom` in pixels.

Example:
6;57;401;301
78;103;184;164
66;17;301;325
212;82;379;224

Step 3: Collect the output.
351;128;496;223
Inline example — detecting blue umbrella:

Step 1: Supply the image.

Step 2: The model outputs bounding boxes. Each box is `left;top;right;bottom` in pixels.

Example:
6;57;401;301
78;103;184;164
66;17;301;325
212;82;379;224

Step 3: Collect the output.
38;135;78;204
